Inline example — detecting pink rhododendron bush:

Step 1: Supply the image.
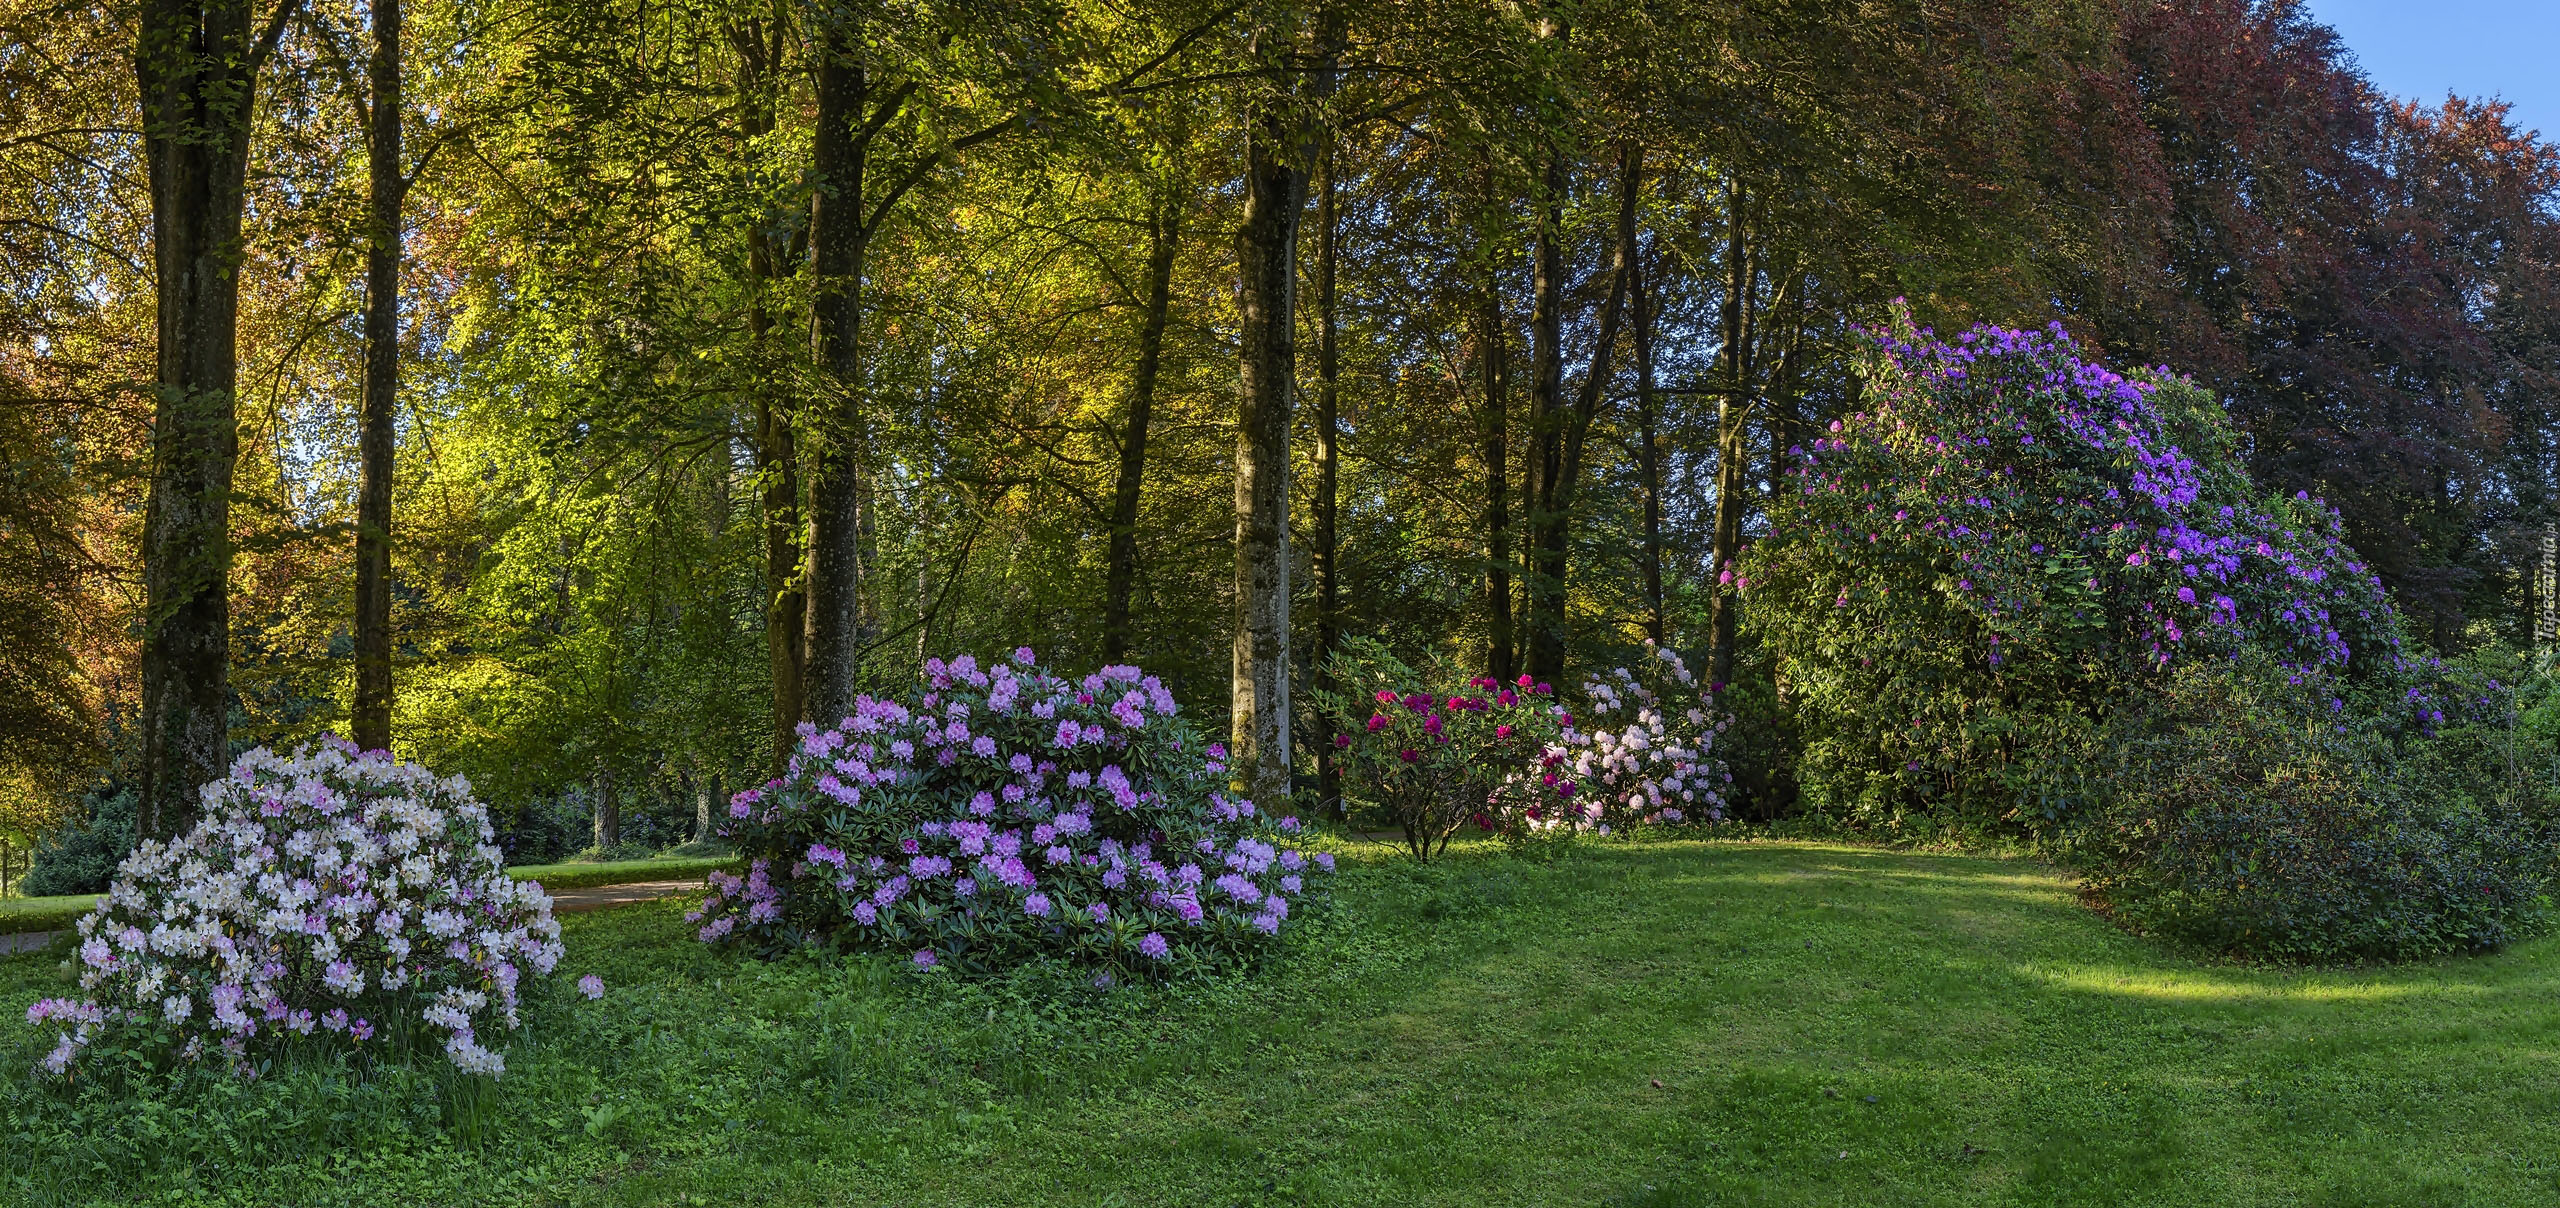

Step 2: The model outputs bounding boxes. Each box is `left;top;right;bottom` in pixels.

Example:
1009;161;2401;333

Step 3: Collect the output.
27;739;564;1078
694;649;1330;976
1317;638;1729;861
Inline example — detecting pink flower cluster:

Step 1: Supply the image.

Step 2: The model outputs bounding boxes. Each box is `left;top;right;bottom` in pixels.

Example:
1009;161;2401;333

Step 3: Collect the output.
1562;645;1731;830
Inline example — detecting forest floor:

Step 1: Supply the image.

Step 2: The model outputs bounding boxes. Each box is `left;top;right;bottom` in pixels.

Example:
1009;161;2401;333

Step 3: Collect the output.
5;838;2559;1206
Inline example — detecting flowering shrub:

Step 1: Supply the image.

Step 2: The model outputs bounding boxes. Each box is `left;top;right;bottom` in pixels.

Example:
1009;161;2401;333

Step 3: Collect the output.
694;649;1329;975
2066;652;2557;960
27;739;565;1077
1316;639;1571;861
1564;644;1731;830
1742;303;2429;825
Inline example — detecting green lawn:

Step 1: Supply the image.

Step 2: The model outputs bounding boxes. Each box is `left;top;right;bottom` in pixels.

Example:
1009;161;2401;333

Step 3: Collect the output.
0;855;736;936
6;838;2559;1206
497;856;739;894
0;895;106;938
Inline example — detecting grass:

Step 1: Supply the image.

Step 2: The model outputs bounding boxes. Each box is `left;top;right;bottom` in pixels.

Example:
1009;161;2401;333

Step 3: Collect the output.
0;855;738;935
6;837;2560;1205
0;896;107;938
500;856;739;894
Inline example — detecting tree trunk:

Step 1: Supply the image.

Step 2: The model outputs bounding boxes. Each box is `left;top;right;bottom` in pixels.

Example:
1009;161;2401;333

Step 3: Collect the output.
1521;147;1565;683
1523;144;1640;684
1630;220;1665;647
1311;133;1342;818
1477;167;1515;683
352;0;403;754
1230;32;1313;810
1103;191;1180;665
133;0;292;839
692;765;717;843
1480;283;1515;684
1707;178;1754;693
733;10;803;767
804;5;867;729
592;761;619;852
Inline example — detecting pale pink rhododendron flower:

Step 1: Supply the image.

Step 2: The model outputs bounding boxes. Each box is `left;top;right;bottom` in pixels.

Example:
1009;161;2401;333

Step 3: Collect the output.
26;738;564;1078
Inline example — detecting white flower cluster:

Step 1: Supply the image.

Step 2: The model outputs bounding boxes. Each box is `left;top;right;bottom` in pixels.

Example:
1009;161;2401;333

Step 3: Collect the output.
28;738;563;1078
1562;644;1731;828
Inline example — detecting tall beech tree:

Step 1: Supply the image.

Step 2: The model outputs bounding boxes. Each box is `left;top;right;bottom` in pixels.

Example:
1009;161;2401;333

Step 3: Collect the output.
1308;130;1342;815
133;0;300;839
1102;184;1182;666
1229;9;1314;808
1521;143;1638;684
731;4;802;766
350;0;407;753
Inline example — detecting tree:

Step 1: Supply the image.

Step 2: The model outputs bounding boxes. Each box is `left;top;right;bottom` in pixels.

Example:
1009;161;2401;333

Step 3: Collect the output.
1101;183;1181;666
133;0;301;838
351;0;408;753
1229;9;1309;808
1520;142;1636;684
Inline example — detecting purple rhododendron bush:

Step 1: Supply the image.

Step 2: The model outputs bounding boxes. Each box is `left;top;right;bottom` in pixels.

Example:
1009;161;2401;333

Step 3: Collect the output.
1743;302;2431;823
694;649;1330;975
28;740;565;1078
1739;304;2560;959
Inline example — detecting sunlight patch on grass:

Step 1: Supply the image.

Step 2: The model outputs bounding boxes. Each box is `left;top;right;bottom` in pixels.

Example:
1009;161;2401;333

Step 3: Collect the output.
2018;962;2481;1004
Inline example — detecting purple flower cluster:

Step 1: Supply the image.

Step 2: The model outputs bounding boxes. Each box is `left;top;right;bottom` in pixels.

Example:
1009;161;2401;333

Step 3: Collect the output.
1745;301;2437;791
1766;307;2401;681
695;649;1327;975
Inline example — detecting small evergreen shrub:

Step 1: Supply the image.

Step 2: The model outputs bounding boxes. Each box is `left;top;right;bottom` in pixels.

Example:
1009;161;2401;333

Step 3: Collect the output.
2069;654;2556;961
28;740;567;1076
694;649;1330;976
22;782;136;897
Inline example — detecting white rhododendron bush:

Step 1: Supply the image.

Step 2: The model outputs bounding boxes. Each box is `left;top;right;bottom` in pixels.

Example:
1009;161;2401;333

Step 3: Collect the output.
1565;644;1732;829
27;739;564;1077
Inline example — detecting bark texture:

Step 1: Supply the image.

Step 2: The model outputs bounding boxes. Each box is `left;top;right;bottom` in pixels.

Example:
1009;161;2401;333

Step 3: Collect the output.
1522;144;1640;683
1103;192;1180;664
1230;61;1309;810
1310;137;1341;816
133;0;293;838
352;0;404;753
804;4;867;728
733;10;803;765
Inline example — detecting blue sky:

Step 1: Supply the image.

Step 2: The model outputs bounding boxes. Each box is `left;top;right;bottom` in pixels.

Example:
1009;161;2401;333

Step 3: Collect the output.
2304;1;2559;139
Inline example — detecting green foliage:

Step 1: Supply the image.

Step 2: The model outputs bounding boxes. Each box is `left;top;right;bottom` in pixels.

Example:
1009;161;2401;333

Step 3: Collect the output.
505;856;736;894
2067;652;2558;961
20;784;131;898
1744;309;2411;832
